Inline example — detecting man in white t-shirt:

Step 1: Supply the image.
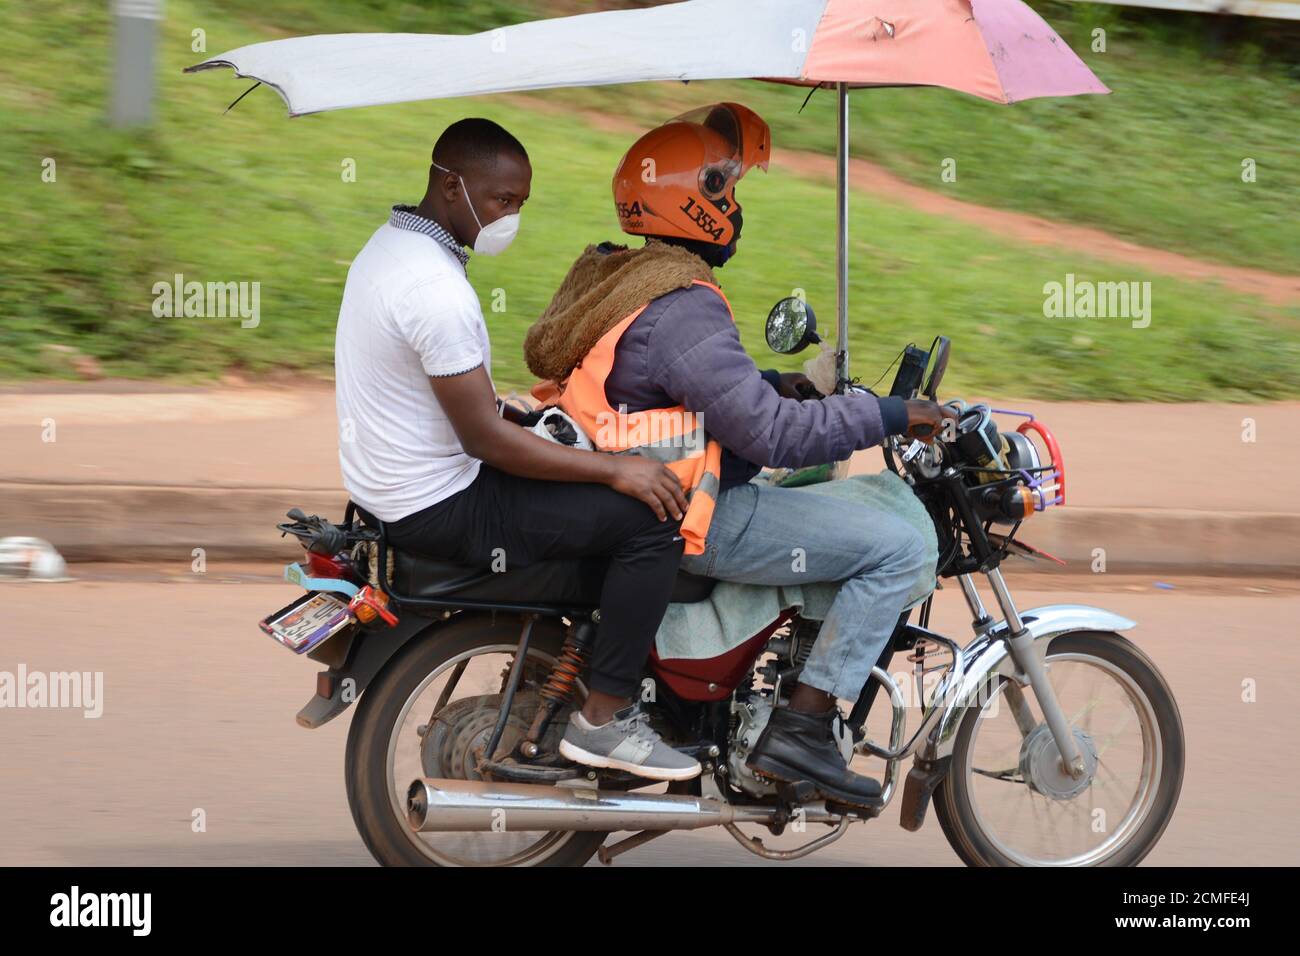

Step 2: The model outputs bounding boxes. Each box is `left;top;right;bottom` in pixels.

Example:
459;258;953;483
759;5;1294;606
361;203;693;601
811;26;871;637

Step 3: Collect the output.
335;119;700;782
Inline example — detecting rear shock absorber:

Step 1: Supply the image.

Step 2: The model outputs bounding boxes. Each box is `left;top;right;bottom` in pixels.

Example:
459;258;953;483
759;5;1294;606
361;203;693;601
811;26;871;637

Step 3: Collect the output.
520;619;595;756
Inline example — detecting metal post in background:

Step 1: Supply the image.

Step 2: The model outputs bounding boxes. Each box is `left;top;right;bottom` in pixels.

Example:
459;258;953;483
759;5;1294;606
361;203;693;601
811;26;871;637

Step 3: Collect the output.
110;0;164;127
834;81;850;393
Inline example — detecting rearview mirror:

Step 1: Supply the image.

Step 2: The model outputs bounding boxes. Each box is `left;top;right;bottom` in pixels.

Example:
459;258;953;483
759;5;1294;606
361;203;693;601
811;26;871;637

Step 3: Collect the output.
765;297;822;354
923;335;951;401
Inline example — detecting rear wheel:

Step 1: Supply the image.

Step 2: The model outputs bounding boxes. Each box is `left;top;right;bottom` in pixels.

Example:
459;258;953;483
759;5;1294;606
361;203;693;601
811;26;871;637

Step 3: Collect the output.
345;614;607;867
934;631;1184;867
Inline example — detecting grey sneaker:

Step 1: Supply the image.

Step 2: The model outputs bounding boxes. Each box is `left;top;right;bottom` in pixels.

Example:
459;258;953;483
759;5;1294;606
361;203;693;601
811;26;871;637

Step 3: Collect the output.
559;704;702;781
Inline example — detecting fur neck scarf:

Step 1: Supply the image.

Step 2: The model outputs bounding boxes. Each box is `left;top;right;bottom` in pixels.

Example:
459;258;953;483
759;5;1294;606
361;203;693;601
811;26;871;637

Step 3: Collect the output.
524;240;715;383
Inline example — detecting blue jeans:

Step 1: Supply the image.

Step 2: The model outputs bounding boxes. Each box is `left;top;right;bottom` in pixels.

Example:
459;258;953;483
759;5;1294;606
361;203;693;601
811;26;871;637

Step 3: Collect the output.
679;480;931;701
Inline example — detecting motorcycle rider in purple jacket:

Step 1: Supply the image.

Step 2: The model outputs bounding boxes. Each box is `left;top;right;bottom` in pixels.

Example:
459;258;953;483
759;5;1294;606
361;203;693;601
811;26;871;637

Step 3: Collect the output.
598;105;952;808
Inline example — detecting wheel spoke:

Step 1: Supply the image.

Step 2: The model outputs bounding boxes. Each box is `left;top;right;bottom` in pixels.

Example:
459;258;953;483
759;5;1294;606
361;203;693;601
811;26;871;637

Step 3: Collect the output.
1095;756;1139;804
998;779;1032;834
1093;707;1137;759
1069;695;1103;728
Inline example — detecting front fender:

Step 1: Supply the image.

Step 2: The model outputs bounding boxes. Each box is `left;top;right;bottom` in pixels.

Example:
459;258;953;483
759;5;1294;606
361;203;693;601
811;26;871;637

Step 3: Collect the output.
919;604;1136;763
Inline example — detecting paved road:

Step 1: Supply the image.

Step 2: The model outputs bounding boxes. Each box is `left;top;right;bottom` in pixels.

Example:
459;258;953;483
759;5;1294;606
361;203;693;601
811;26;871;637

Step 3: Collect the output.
1;565;1296;867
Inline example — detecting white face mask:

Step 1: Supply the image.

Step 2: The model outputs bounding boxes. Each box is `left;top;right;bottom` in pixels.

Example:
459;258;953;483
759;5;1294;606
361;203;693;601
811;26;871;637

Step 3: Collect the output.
434;162;521;257
471;210;520;257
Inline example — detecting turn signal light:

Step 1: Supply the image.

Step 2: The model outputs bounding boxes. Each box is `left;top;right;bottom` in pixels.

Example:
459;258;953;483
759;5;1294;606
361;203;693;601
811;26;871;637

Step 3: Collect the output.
980;485;1037;522
349;586;397;626
1009;487;1036;520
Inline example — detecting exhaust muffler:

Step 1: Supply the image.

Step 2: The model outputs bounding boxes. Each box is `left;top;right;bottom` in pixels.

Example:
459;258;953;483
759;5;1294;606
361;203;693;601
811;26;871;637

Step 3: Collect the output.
407;778;824;833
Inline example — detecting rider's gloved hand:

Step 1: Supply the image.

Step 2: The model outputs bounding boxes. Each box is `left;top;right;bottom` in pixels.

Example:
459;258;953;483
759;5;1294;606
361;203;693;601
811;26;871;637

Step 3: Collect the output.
904;399;958;442
774;372;823;401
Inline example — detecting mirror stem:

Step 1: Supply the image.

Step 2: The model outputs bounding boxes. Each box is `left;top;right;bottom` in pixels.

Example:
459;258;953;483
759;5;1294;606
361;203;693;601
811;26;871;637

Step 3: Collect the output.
834;81;850;394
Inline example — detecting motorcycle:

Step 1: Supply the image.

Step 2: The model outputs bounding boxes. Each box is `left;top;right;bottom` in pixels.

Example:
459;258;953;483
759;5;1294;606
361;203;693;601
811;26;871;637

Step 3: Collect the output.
258;298;1184;867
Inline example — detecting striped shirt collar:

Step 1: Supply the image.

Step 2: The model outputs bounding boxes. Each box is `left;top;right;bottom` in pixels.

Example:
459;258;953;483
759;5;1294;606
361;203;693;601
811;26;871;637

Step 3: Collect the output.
389;204;469;268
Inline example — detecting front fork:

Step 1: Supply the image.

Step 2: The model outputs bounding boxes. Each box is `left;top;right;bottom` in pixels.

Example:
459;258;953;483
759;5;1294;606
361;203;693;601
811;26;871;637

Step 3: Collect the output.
969;569;1086;776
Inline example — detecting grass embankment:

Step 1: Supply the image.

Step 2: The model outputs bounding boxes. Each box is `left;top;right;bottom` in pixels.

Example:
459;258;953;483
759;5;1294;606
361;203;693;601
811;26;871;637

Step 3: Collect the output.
0;1;1295;399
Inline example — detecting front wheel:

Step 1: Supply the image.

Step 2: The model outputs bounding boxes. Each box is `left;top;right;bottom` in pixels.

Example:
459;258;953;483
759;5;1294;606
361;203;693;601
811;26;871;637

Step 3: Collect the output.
934;631;1184;866
344;614;608;867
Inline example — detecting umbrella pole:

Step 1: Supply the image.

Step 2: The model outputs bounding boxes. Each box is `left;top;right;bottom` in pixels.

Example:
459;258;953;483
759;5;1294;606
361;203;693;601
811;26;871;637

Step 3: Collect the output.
835;81;850;393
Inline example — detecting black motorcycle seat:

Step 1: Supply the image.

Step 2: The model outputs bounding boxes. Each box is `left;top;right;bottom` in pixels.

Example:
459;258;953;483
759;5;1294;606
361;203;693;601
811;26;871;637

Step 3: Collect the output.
390;549;717;607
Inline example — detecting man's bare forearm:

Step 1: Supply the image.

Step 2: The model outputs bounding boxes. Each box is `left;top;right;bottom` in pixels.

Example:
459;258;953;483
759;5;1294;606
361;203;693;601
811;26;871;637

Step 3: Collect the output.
431;369;613;484
469;415;617;483
429;368;687;520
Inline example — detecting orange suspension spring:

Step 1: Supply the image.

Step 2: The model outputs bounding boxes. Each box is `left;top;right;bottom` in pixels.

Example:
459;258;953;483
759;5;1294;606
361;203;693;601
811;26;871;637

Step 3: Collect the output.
540;631;589;705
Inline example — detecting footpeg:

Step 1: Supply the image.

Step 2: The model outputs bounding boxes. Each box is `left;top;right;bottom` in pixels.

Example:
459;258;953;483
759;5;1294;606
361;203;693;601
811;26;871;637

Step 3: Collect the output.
775;779;819;804
825;799;881;819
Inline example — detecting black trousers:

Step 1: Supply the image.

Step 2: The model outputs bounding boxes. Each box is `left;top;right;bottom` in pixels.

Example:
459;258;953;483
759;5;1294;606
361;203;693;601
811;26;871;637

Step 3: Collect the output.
378;465;684;698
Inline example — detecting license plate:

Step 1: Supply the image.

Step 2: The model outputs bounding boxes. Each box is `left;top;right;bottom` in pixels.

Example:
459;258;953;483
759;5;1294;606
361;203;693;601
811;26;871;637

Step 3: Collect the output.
259;592;353;654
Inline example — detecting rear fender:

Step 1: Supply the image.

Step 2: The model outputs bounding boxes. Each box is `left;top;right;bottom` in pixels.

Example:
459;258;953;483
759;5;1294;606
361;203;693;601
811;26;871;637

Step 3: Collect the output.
295;613;447;728
294;610;575;728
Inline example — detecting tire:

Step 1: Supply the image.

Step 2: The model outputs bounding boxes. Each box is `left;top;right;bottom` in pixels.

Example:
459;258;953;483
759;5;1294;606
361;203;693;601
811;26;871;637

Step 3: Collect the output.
934;631;1184;867
344;613;608;867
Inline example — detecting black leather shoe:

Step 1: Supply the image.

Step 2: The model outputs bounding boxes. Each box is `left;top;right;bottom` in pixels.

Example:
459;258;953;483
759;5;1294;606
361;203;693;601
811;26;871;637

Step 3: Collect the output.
746;705;883;809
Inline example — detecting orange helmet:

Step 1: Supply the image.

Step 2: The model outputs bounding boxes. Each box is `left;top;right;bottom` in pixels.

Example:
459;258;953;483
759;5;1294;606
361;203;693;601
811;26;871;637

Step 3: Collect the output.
612;102;770;247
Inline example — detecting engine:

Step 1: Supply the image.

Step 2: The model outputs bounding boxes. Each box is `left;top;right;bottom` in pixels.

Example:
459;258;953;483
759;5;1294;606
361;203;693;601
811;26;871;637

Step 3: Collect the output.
728;689;856;799
729;695;779;797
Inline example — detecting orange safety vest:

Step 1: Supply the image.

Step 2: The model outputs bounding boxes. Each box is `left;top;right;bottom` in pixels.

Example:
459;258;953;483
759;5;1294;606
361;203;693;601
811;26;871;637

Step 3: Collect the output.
532;280;729;556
